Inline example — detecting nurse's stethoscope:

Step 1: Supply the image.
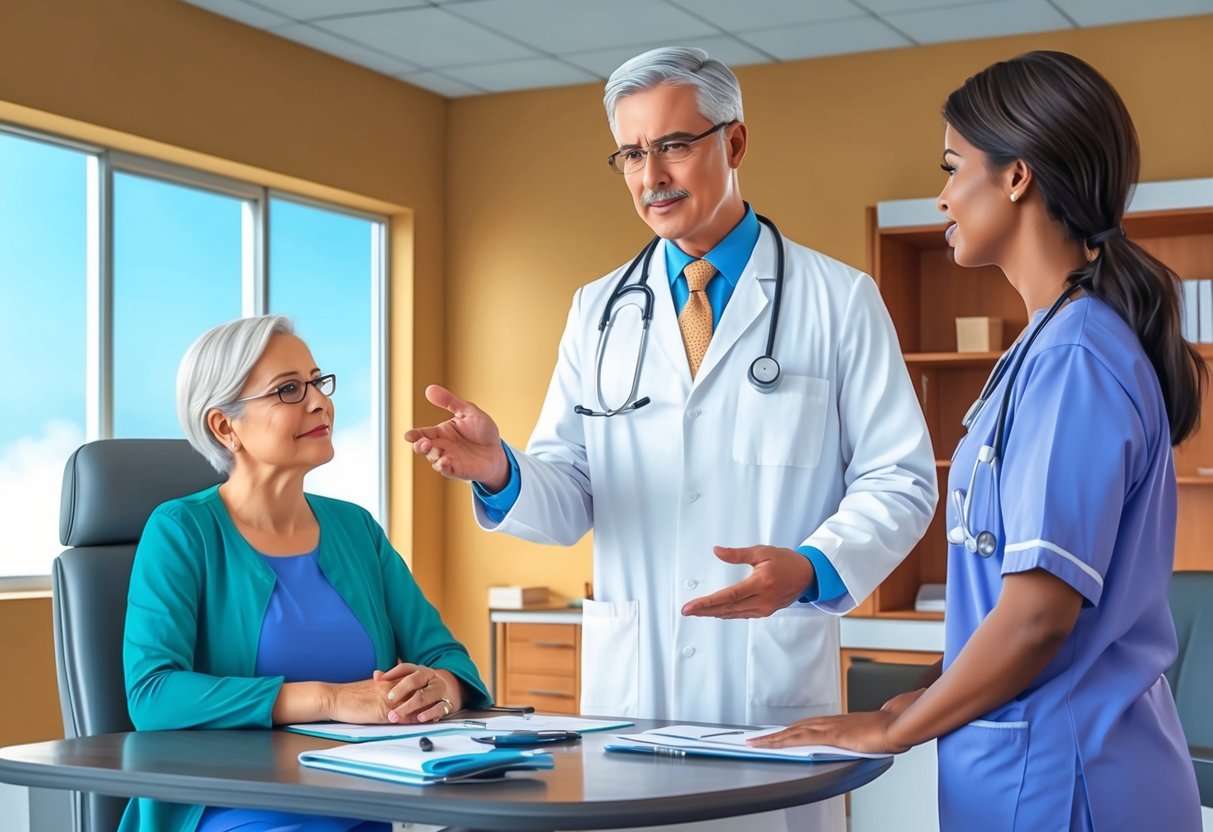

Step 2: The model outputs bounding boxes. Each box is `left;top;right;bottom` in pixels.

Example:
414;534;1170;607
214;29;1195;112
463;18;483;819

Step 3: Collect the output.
948;279;1088;556
574;214;786;417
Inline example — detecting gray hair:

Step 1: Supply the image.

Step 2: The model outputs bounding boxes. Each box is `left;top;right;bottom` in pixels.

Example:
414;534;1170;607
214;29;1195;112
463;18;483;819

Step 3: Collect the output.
604;46;744;134
177;315;294;473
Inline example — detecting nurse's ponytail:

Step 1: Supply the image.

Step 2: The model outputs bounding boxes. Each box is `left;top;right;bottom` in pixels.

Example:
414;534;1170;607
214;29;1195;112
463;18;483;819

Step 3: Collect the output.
943;50;1205;445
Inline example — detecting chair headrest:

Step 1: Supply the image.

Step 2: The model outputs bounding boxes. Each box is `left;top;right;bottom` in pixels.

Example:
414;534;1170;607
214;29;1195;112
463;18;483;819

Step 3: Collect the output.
60;439;225;547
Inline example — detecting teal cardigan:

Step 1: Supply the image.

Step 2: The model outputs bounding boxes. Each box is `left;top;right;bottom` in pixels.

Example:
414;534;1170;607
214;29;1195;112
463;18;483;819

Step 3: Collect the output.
120;485;490;832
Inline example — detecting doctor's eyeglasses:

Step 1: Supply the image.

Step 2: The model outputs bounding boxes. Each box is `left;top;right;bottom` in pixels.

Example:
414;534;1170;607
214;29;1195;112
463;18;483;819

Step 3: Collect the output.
235;374;336;405
607;121;734;175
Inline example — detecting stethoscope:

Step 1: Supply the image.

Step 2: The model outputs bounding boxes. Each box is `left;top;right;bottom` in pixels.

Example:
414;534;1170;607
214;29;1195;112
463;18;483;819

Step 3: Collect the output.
574;214;786;417
947;279;1087;556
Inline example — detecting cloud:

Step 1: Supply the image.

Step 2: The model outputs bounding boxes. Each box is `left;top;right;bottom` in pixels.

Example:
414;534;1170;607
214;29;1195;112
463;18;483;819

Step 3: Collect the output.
305;415;383;522
0;420;84;577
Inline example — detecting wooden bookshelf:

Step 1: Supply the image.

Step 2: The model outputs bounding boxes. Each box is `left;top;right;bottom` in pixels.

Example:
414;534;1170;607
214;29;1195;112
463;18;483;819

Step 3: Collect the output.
861;192;1213;620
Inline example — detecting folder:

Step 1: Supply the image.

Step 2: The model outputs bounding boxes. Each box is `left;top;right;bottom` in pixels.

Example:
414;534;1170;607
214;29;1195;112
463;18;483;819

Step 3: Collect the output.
604;725;891;763
298;734;555;785
286;714;633;743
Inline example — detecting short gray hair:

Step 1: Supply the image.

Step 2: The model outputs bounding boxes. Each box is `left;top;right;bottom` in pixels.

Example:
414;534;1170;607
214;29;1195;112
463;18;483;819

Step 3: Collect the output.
604;46;744;134
177;315;294;473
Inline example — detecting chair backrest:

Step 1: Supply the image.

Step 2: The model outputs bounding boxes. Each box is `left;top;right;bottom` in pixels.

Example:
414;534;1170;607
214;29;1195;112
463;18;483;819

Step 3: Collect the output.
53;439;223;832
845;660;926;714
1167;569;1213;805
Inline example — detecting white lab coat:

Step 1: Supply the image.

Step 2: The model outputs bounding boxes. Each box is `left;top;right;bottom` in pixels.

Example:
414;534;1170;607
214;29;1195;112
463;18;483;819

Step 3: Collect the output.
475;224;937;831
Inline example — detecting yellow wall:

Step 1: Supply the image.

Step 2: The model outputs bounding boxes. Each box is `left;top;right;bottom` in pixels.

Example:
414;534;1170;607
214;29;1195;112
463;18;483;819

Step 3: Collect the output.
1;0;1212;743
442;15;1213;672
0;0;451;743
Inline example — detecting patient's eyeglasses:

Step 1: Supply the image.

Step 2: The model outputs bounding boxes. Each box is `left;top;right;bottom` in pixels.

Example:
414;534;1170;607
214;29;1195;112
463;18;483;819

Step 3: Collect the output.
235;373;336;405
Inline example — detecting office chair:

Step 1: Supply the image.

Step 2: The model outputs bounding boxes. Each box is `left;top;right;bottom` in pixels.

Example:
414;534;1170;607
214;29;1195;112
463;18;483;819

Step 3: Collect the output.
53;439;223;832
845;658;927;714
1166;571;1213;807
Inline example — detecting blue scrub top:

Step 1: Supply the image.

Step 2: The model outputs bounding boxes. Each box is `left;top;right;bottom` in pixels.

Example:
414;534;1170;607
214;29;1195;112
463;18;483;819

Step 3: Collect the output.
939;296;1200;831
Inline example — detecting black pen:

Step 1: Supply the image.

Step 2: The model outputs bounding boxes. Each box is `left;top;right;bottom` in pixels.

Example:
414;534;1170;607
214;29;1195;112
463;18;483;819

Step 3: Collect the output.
418;736;434;752
442;704;536;722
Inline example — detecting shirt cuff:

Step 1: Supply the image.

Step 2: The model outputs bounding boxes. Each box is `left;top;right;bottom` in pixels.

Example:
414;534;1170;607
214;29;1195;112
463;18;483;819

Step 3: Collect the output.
472;442;521;523
796;546;847;604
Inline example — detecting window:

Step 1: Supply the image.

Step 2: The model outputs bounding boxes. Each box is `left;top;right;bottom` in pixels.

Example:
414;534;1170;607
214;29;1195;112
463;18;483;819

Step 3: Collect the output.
0;132;89;581
0;126;388;583
269;197;385;517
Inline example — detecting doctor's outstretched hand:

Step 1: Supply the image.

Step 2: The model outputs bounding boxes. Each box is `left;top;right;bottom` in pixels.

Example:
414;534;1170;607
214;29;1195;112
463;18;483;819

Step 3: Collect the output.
404;385;511;492
680;545;816;619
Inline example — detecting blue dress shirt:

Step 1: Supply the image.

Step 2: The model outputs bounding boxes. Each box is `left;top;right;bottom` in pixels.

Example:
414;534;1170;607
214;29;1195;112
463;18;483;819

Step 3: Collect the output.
475;206;845;604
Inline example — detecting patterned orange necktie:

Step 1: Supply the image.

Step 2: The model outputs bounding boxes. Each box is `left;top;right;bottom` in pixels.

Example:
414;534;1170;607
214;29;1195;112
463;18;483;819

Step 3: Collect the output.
679;259;716;378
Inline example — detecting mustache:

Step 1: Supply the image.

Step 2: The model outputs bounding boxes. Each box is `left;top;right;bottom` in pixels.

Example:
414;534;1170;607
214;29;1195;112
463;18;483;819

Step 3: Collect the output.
642;189;690;206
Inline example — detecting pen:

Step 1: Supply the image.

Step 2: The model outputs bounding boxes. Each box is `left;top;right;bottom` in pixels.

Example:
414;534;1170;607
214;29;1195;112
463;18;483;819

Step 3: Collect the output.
418;736;434;752
443;705;535;722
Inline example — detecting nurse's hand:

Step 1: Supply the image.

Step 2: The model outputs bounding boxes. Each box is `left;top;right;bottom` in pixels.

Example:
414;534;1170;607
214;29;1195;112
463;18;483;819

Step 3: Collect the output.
680;545;814;618
747;710;911;755
879;688;926;717
404;385;510;491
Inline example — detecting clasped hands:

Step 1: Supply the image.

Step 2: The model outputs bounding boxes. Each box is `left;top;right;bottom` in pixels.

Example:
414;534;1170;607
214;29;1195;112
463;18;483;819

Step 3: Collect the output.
328;663;455;725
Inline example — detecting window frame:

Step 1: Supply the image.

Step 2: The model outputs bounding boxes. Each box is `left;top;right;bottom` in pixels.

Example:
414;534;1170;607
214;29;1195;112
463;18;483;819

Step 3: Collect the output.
0;122;390;588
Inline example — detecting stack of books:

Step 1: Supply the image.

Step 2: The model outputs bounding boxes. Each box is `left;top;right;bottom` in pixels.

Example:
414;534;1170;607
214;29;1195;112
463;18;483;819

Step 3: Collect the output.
488;585;549;609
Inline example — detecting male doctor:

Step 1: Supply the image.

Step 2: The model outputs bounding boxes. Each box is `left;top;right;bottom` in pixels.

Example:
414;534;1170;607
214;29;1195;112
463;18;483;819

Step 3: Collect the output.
407;47;936;831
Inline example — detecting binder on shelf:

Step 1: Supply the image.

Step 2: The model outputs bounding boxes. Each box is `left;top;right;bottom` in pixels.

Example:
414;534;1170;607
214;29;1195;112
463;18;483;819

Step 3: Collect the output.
1199;279;1213;343
298;734;554;785
914;583;946;613
488;585;550;608
1183;280;1199;342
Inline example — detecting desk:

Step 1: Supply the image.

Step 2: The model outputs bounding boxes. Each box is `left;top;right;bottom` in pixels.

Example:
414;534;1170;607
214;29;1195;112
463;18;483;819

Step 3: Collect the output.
0;719;891;831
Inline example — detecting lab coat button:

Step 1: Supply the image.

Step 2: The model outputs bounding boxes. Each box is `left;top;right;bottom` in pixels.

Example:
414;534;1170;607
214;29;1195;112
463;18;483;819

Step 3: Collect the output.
686;490;699;503
681;647;695;658
687;408;701;419
684;578;697;589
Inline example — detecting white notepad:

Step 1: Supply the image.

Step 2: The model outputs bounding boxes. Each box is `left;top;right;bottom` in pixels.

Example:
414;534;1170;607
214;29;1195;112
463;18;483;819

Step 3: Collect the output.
298;734;554;785
606;725;891;762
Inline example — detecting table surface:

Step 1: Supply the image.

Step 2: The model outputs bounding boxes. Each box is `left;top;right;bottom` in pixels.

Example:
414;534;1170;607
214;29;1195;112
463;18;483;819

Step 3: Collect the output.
0;718;892;830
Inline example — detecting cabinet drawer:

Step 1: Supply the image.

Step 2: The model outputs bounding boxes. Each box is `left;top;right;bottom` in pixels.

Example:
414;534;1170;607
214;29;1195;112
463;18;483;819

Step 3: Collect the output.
502;672;578;714
505;624;578;675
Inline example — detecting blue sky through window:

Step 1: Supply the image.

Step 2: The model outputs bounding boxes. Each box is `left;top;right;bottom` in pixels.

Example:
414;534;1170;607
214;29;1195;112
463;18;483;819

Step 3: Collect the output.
1;132;383;578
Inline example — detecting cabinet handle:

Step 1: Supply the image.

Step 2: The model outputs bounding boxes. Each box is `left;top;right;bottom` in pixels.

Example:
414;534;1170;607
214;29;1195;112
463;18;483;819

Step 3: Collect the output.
526;689;574;699
530;640;574;648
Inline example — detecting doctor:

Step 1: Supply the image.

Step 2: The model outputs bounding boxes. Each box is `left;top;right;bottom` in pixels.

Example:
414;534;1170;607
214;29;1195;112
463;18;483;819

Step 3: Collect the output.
752;51;1204;831
407;46;937;831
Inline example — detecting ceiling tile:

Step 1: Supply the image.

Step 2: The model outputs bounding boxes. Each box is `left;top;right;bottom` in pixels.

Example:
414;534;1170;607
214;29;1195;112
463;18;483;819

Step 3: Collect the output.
447;0;718;53
398;70;484;97
1050;0;1213;26
183;0;292;29
667;0;864;32
881;0;1073;44
741;16;911;60
441;57;599;93
856;0;1002;13
251;0;427;21
273;23;418;74
318;7;538;67
562;35;773;78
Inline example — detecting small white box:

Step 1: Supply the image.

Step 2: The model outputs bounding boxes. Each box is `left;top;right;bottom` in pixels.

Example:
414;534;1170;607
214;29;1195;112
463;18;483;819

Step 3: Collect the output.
914;583;946;613
955;317;1003;353
487;586;549;609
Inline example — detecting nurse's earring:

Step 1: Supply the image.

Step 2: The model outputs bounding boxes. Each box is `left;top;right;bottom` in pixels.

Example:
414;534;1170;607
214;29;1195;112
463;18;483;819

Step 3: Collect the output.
1009;192;1019;203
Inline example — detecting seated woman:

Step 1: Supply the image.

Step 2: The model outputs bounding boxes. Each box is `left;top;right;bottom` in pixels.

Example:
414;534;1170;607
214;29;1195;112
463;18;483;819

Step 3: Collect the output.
121;315;490;832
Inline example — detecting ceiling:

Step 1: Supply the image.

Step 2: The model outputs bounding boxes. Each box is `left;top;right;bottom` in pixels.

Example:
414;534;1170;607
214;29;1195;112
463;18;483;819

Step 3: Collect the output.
182;0;1213;97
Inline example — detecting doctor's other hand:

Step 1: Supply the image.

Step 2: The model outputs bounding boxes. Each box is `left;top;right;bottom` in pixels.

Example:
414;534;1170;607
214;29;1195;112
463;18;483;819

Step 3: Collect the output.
405;384;510;491
747;710;911;755
680;545;815;619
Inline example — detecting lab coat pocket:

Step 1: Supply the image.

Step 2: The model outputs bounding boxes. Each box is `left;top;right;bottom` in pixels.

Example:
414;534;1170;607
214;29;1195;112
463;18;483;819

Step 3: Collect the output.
579;600;640;717
732;374;830;469
746;608;838;713
938;718;1029;832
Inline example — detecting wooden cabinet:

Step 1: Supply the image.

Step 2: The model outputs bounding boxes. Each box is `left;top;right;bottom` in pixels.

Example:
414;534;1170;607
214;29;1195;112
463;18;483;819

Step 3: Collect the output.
494;621;581;715
865;182;1213;620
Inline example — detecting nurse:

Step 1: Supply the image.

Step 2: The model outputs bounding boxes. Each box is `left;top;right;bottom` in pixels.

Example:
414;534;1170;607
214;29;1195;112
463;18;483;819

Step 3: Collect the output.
406;46;937;832
752;50;1205;830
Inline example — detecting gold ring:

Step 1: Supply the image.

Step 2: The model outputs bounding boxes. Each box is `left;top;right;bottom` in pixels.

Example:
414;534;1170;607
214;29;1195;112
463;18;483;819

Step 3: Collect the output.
440;697;453;717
